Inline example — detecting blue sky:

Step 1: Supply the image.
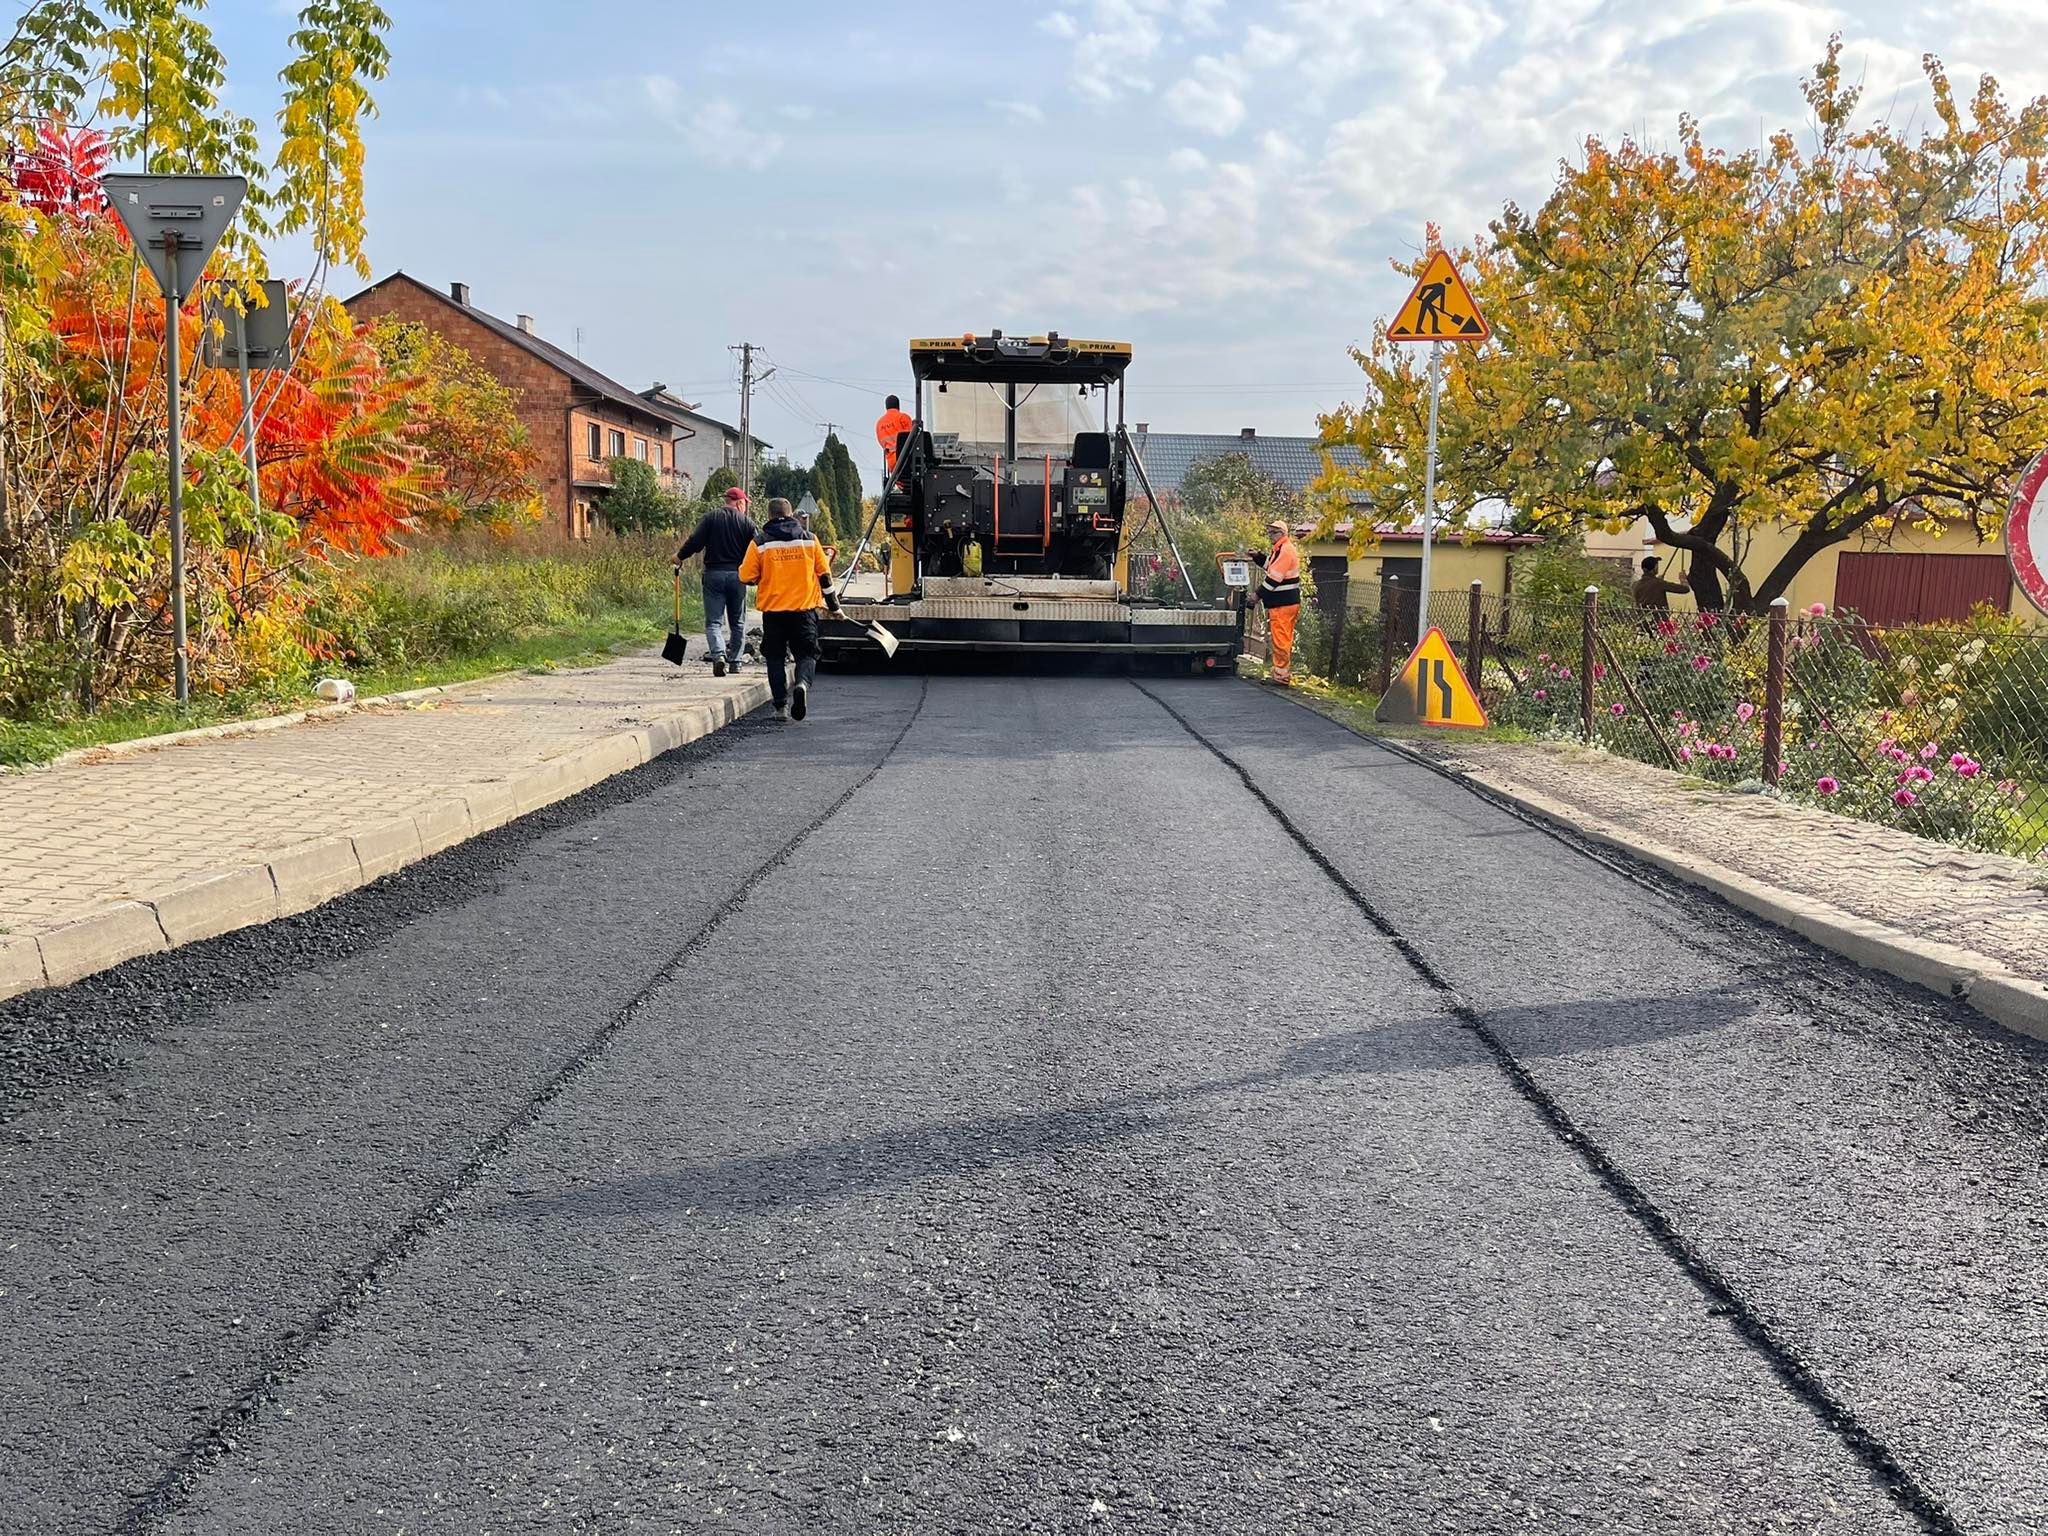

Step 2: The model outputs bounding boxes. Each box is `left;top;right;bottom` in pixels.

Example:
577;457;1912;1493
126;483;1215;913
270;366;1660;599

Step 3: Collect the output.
212;0;2048;473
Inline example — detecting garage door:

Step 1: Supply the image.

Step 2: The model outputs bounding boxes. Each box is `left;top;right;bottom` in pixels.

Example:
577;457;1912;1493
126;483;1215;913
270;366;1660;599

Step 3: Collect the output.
1833;552;2011;625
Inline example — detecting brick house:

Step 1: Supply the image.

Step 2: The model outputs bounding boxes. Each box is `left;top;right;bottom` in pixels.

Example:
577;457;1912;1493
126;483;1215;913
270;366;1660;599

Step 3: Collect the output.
344;274;758;538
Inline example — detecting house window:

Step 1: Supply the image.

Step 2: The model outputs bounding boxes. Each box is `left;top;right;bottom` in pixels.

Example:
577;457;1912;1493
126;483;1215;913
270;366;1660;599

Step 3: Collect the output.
608;429;625;458
721;437;734;469
586;422;600;461
634;437;648;461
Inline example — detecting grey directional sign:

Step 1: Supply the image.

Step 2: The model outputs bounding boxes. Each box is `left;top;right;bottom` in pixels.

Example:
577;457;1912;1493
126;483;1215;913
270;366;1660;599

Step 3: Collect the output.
102;174;247;301
203;279;290;370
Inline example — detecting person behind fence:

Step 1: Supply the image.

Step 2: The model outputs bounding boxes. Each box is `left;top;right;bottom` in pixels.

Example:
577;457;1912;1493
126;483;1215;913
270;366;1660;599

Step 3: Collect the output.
677;486;758;676
739;497;844;722
1631;554;1689;611
1251;517;1302;685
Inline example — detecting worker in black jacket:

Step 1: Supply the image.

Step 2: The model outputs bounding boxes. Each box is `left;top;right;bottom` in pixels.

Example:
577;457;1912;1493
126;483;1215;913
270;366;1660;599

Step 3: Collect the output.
678;487;759;675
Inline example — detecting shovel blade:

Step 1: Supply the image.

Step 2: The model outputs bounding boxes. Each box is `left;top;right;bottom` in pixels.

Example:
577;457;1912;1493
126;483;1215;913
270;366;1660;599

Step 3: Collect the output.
661;630;689;666
865;621;899;659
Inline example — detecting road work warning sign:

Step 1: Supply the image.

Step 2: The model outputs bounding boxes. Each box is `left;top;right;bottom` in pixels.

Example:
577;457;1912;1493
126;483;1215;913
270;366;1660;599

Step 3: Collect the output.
1376;626;1488;729
1387;251;1489;343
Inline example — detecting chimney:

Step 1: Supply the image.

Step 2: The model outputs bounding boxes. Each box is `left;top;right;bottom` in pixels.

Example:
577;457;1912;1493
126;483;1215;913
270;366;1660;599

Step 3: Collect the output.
516;314;534;334
449;281;470;306
1239;427;1256;440
1135;422;1149;435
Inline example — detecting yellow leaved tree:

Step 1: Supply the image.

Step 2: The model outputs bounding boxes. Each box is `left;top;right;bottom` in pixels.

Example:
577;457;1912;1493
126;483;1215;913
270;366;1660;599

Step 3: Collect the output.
1315;41;2048;613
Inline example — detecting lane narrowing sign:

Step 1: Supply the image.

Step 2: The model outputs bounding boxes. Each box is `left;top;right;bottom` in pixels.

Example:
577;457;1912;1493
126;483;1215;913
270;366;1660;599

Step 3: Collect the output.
1375;626;1488;729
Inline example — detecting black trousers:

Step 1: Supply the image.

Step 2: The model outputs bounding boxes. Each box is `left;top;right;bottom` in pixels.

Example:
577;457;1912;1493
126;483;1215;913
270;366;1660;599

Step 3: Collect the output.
761;609;820;705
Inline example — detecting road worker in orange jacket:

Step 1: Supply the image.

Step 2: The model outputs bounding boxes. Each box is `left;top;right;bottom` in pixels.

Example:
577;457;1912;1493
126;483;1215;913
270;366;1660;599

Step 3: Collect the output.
875;395;913;478
1254;518;1302;685
739;497;844;721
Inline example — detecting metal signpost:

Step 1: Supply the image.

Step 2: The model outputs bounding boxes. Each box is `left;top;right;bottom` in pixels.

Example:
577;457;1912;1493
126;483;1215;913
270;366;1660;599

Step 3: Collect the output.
1385;249;1490;646
2008;448;2048;618
102;174;247;705
203;277;290;521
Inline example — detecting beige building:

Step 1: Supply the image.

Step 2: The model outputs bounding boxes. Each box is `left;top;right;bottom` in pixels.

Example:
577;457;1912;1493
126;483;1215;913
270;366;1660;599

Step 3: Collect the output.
1589;516;2040;627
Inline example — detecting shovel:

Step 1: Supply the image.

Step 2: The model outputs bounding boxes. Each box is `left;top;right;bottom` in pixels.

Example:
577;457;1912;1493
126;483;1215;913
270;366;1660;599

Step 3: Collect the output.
662;564;689;666
862;618;900;659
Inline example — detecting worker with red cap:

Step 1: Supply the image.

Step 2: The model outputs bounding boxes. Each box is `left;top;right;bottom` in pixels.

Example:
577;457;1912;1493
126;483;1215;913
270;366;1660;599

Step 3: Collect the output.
875;395;912;479
676;486;758;675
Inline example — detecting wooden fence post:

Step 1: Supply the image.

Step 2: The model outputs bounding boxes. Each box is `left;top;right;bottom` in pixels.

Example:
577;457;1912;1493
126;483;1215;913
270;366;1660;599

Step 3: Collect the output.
1581;585;1598;744
1466;580;1484;686
1378;578;1399;693
1763;597;1788;785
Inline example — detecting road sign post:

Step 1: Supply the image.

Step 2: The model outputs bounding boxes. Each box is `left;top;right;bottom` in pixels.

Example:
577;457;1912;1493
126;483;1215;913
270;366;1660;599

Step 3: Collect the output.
1387;249;1491;648
204;278;289;523
2009;448;2048;618
102;174;246;706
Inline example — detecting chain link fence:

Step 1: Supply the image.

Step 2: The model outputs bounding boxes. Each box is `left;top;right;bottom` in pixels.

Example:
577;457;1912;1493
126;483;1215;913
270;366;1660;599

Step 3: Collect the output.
1324;579;2048;863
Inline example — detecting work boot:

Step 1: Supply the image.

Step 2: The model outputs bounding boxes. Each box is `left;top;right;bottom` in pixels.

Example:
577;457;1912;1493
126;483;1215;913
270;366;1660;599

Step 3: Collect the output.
791;682;809;722
772;699;787;719
711;654;727;677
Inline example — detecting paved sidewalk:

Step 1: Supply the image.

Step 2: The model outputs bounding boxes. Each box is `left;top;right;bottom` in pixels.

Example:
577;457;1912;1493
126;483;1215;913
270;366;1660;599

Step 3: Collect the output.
0;653;766;1000
1404;734;2048;1036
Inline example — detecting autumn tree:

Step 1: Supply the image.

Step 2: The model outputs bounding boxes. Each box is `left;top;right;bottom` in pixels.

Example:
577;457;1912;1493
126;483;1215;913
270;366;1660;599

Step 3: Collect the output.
1316;42;2048;613
367;318;538;529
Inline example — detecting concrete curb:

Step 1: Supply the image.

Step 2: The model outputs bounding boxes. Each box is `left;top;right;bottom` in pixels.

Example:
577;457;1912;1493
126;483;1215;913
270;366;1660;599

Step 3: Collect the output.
1448;761;2048;1046
1;677;771;1004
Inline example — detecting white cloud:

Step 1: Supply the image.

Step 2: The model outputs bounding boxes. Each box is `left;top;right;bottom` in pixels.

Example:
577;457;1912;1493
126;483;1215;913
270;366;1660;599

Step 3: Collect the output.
1000;99;1048;124
779;103;817;123
641;80;785;170
1040;10;1079;40
1168;146;1210;174
1049;0;1239;101
1164;56;1245;136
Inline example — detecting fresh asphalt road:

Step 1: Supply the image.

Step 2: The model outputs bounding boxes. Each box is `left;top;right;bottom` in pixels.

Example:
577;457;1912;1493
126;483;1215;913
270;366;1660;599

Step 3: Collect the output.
3;673;2046;1535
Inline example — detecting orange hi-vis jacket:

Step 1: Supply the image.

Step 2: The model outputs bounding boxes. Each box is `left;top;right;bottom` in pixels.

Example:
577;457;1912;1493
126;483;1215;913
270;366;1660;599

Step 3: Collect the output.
739;516;841;612
1260;534;1302;609
876;407;913;472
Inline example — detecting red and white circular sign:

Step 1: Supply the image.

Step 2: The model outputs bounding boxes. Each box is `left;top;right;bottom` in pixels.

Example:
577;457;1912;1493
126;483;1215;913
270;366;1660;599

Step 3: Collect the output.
2011;449;2048;617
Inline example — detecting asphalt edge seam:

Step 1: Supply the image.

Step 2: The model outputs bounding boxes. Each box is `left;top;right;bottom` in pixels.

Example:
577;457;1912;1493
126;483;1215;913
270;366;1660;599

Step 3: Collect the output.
1131;679;1963;1536
115;677;931;1535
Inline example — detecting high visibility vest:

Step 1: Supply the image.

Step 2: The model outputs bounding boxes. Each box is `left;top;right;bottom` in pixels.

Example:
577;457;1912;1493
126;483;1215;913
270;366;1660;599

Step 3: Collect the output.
1261;536;1301;608
876;409;913;471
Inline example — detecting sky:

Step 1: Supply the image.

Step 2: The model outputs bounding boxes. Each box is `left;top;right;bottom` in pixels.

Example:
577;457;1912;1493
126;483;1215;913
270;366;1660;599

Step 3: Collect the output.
209;0;2048;476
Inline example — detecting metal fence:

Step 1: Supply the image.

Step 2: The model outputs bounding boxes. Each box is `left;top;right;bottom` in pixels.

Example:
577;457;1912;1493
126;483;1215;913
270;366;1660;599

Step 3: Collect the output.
1326;580;2048;863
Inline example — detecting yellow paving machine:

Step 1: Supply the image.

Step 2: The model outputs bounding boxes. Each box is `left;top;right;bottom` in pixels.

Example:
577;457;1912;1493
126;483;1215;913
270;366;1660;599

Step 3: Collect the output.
823;332;1241;671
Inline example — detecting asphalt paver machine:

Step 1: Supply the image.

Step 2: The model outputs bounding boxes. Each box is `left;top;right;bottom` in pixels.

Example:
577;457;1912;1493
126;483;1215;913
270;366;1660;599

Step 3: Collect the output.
823;332;1241;669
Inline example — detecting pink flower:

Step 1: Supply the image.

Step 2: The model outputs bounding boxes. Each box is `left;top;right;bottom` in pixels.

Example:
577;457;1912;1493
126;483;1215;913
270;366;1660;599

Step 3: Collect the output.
1677;721;1697;738
1678;745;1694;762
1557;666;1573;680
1533;688;1548;701
1948;753;1969;770
1664;641;1682;655
1692;655;1711;671
1816;776;1840;795
1808;602;1826;617
1735;702;1755;723
1610;701;1625;716
1893;788;1919;807
1537;652;1550;664
1998;779;2019;794
1911;766;1934;783
1899;689;1920;707
1593;663;1608;680
1920;742;1938;760
1777;760;1789;777
1877;738;1896;752
1656;619;1677;636
1955;759;1982;779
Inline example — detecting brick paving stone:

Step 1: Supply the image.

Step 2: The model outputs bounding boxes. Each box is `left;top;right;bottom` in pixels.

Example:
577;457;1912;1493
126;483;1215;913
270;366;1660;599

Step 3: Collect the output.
0;654;756;945
1425;738;2048;986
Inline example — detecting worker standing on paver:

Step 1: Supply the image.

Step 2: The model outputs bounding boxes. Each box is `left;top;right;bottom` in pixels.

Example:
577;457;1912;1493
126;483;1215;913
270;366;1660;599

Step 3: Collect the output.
1631;554;1690;611
739;497;845;721
875;395;913;479
678;486;759;676
1252;518;1302;686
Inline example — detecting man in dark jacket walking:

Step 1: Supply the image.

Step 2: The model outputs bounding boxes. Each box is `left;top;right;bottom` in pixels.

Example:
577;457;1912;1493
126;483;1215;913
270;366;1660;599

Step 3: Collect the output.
678;486;758;675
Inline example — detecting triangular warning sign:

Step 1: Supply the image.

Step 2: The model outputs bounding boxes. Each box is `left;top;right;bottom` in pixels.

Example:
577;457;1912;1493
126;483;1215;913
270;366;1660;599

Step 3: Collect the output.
1375;626;1488;728
1387;250;1489;343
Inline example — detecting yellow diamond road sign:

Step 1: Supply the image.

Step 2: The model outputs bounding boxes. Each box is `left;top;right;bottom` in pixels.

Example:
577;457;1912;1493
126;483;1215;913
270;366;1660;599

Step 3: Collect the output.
1377;626;1488;729
1388;250;1489;343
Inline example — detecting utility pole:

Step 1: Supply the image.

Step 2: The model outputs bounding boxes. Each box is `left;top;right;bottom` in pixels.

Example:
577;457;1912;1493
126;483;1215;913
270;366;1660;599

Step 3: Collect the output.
731;342;774;504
